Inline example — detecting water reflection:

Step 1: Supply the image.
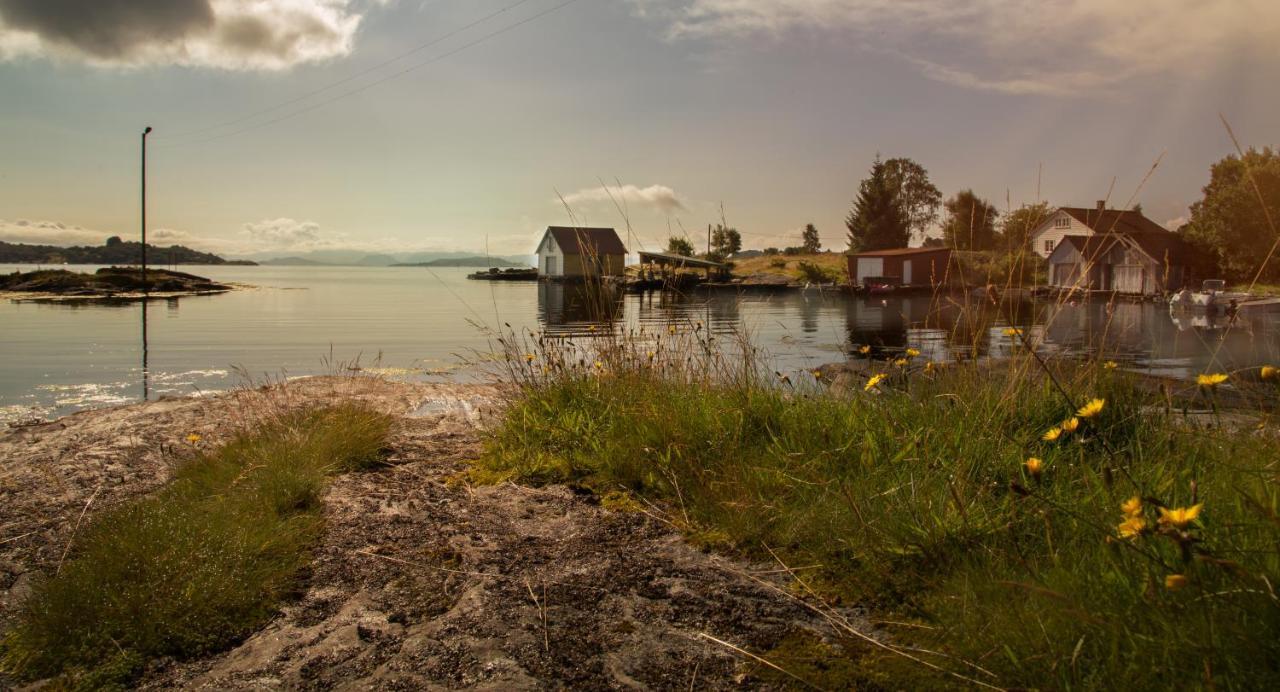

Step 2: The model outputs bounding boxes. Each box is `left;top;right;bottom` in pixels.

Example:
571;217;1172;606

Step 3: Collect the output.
538;285;1280;379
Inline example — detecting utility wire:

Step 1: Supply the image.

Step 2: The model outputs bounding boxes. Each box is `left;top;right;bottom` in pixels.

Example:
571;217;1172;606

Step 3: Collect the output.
159;0;581;148
161;0;533;140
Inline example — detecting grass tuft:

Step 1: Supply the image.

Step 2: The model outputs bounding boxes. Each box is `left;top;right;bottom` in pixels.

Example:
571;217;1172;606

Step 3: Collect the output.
480;331;1280;689
1;403;393;687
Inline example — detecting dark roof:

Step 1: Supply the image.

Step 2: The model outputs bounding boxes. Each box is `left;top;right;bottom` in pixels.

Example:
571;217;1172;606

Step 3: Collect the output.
1124;232;1198;266
546;226;626;255
1051;232;1198;266
1059;207;1168;235
848;246;953;258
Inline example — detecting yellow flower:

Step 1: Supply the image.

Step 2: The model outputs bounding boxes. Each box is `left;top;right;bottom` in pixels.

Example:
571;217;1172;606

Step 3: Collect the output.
524;353;536;363
588;325;597;332
1023;457;1044;476
1104;361;1118;370
593;360;604;369
1121;496;1142;517
1158;504;1203;528
1196;372;1228;387
813;370;823;379
865;373;886;392
1061;417;1080;433
647;351;656;359
185;433;202;444
1042;426;1063;442
1003;327;1023;337
923;361;935;374
1261;365;1278;381
668;325;678;335
905;348;921;358
1117;516;1146;539
1165;574;1189;590
1076;398;1105;419
858;345;872;355
893;358;909;367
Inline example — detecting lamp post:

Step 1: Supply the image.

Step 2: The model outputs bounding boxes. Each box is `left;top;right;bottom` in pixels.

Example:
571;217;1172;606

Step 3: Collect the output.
140;126;152;400
141;126;152;292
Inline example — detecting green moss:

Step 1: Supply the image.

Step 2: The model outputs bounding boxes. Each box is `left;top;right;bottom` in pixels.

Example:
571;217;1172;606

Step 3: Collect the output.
1;404;393;687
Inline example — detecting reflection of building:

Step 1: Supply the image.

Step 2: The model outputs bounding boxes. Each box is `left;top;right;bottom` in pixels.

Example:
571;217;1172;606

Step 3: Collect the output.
537;281;623;334
535;226;626;279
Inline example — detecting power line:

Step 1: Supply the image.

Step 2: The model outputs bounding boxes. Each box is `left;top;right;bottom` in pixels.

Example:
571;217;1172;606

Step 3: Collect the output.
160;0;533;141
159;0;581;148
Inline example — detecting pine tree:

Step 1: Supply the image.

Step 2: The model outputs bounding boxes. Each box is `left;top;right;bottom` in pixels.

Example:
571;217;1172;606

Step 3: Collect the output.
801;223;821;253
846;158;910;251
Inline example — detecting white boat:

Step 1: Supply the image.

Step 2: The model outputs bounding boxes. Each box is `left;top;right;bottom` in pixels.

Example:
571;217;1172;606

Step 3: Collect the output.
1169;280;1248;316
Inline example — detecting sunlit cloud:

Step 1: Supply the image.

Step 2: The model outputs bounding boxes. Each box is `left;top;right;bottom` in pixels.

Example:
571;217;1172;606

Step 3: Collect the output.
633;0;1280;95
0;218;111;246
0;0;379;70
559;184;687;213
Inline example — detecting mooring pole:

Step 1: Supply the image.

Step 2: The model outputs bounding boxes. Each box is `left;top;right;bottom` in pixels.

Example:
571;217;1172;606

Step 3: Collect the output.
141;126;152;293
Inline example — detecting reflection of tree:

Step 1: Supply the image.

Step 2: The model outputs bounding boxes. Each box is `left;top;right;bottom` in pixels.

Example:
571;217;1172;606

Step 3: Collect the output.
538;282;624;335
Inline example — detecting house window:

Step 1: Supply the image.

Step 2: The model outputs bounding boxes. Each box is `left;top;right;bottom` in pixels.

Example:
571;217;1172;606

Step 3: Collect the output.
1044;239;1055;253
1054;217;1070;229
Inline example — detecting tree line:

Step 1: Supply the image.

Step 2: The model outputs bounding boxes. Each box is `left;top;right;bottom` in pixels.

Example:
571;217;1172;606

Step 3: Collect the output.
657;147;1280;282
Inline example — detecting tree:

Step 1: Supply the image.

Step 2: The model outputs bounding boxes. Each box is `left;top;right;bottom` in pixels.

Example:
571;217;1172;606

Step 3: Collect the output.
846;157;910;251
105;236;123;246
883;158;942;244
666;236;695;257
1183;147;1280;281
801;223;821;253
710;224;742;257
942;190;1000;250
1000;201;1052;251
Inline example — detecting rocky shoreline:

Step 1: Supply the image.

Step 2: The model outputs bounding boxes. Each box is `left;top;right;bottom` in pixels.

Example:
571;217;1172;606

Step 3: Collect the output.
0;377;860;689
0;267;235;301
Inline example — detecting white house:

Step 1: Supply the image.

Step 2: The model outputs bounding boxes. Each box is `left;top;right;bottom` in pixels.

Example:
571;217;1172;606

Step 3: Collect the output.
1028;202;1170;258
534;226;627;278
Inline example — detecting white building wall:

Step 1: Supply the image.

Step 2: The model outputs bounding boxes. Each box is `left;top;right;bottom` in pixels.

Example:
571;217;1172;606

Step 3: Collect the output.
535;232;563;277
1029;211;1093;258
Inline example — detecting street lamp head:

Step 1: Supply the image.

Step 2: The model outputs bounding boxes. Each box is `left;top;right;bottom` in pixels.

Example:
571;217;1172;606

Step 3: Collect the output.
143;126;152;135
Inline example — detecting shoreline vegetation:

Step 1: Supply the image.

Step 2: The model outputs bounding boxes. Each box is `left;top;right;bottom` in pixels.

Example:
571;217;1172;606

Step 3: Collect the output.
0;267;236;300
479;320;1280;688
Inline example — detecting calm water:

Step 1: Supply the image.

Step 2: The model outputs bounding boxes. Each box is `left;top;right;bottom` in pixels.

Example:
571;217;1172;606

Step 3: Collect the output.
3;264;1279;424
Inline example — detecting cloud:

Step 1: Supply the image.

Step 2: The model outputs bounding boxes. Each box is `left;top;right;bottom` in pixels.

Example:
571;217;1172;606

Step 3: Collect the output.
0;0;374;70
1164;216;1189;231
242;217;327;248
632;0;1280;95
559;184;687;213
0;218;111;246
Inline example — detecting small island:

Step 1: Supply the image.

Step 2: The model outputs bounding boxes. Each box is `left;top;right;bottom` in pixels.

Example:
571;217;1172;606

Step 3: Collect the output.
0;267;234;300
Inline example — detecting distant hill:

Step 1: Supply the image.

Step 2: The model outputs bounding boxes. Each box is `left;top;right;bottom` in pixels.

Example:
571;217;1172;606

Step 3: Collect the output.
392;256;528;268
0;238;255;266
259;256;331;266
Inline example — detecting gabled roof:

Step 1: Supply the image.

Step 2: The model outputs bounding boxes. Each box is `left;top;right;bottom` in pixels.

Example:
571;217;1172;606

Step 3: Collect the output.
544;227;626;256
1050;232;1197;266
1058;208;1168;235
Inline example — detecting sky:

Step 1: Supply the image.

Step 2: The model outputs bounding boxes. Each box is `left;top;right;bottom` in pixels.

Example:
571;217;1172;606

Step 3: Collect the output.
1;0;1278;259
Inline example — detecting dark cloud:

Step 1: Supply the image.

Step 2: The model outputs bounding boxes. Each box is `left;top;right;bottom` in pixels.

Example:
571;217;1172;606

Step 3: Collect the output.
0;1;366;70
0;0;215;59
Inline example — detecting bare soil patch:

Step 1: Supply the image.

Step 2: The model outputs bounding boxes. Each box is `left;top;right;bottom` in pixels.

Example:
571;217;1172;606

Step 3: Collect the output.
1;377;860;689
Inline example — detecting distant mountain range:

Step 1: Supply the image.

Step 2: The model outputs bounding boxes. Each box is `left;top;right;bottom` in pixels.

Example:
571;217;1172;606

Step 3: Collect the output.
392;256;528;268
0;238;255;266
245;250;533;267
